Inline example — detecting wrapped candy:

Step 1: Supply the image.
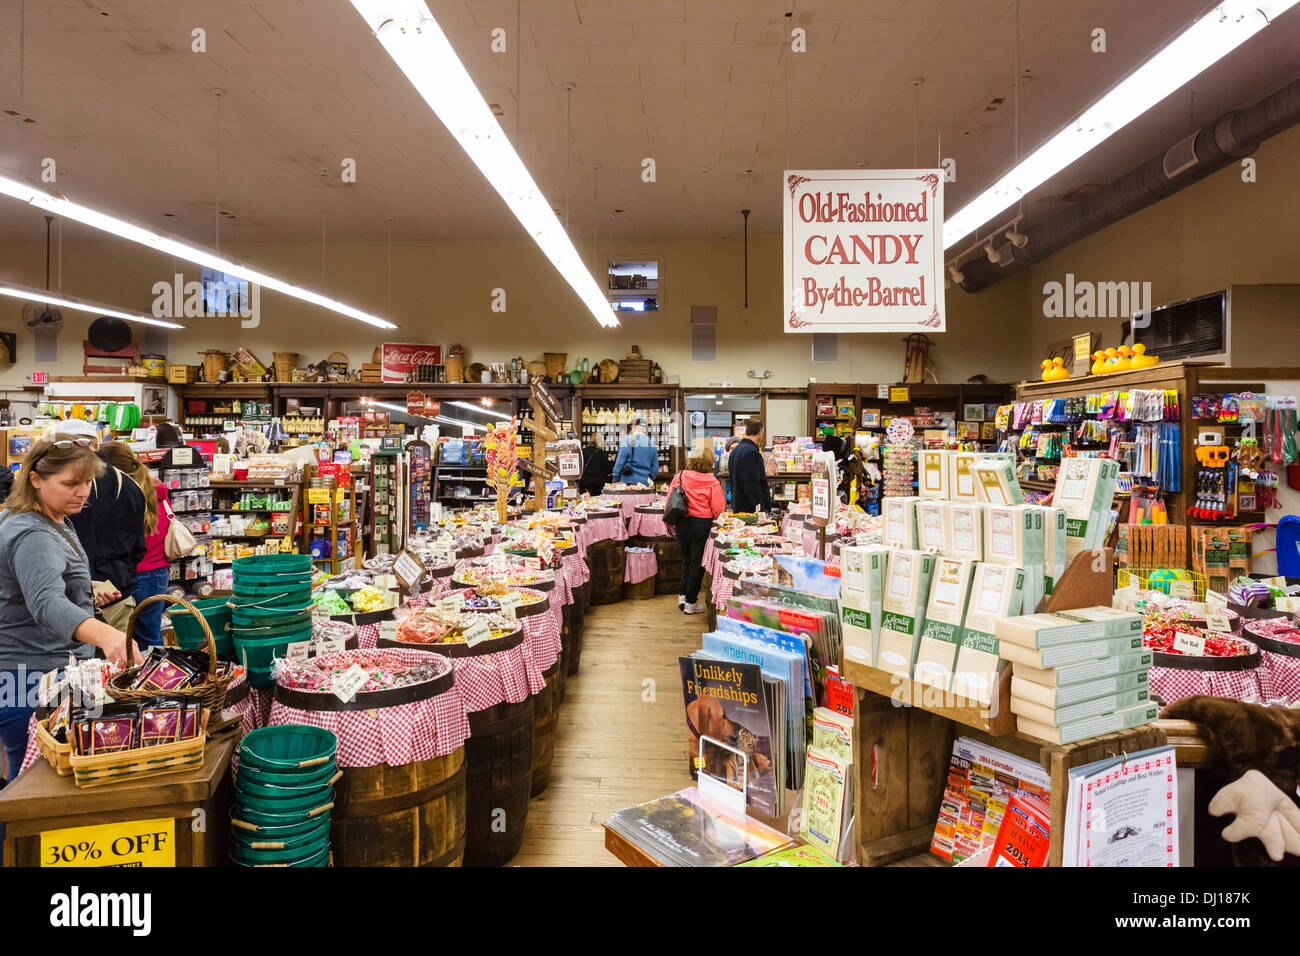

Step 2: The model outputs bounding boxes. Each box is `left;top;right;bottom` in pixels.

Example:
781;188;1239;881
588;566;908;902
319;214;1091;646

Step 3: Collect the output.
273;648;450;693
313;590;352;615
350;585;390;612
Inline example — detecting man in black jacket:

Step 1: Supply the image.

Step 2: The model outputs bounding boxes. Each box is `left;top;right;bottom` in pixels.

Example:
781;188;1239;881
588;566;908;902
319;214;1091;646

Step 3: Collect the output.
728;419;773;514
62;423;146;633
578;440;610;497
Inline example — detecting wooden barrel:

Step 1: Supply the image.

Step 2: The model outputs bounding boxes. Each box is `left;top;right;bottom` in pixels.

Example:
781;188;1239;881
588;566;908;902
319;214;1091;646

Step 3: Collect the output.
377;626;534;867
650;536;682;594
270;657;465;867
331;751;467;866
558;604;573;701
623;577;655;600
464;698;534;866
587;540;626;605
530;659;561;796
702;571;717;631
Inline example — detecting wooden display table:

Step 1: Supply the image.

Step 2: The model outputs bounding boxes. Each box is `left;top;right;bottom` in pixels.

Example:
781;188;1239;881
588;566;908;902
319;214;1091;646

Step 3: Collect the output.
0;735;236;867
604;825;667;867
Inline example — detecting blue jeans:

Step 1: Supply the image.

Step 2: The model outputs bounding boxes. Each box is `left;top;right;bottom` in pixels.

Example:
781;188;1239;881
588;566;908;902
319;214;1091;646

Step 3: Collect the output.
0;668;41;863
132;567;171;648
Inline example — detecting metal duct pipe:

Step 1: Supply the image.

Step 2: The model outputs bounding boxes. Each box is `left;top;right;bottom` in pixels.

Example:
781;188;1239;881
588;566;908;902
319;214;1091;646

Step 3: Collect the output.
958;76;1300;292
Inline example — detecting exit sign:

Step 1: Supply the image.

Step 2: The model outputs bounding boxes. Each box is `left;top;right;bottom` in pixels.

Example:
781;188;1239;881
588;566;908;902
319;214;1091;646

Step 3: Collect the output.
30;372;47;385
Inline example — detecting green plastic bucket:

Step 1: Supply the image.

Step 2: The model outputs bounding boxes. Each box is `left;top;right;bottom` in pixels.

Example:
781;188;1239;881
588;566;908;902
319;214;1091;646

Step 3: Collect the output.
237;772;339;801
240;725;338;772
168;596;234;656
231;587;315;610
229;834;331;866
230;602;315;627
234;786;334;816
230;821;330;856
233;627;310;686
233;553;313;577
231;799;334;827
237;760;337;789
231;844;329;868
230;810;331;839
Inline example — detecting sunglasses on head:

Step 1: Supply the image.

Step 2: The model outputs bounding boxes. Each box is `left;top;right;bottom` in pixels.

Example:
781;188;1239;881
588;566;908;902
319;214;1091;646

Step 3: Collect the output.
31;436;95;468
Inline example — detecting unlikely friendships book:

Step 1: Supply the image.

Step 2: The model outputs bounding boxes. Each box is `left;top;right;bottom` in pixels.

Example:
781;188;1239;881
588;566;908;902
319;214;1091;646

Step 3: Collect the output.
679;656;779;817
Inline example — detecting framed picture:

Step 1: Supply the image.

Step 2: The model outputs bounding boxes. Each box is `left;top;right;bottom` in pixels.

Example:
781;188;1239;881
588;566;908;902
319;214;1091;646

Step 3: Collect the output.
142;385;167;417
963;403;985;422
862;409;881;427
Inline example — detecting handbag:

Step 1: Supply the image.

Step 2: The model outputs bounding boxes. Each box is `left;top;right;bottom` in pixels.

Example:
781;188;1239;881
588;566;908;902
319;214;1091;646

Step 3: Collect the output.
162;497;197;560
663;475;690;529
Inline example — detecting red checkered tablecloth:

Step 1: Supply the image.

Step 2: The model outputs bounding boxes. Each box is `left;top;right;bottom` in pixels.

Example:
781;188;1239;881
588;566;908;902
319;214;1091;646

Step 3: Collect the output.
628;508;669;538
703;537;720;579
711;569;737;611
613;491;659;519
356;622;379;649
583;514;628;545
19;713;39;775
1257;647;1300;704
1149;663;1265;710
443;640;542;713
267;651;469;766
625;549;659;583
519;591;563;673
561;550;589;589
227;685;275;737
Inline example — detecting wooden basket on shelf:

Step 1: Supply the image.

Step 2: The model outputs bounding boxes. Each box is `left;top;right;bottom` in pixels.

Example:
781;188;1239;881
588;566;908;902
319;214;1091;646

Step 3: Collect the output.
35;718;74;776
544;352;567;380
106;594;239;726
69;733;206;789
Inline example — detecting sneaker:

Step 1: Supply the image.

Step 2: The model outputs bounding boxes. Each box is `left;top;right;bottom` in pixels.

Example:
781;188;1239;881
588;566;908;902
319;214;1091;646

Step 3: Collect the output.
677;595;686;609
683;602;705;615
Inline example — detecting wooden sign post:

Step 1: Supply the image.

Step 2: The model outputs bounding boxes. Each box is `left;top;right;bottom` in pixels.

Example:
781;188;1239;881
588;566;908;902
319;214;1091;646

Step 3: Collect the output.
528;383;563;512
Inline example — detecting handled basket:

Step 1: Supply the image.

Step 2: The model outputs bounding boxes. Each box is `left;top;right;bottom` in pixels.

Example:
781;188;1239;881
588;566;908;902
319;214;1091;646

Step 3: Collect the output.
108;594;241;726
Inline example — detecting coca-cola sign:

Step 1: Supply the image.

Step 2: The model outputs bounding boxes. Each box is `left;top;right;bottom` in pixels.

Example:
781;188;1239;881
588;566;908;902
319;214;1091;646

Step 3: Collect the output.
382;343;442;383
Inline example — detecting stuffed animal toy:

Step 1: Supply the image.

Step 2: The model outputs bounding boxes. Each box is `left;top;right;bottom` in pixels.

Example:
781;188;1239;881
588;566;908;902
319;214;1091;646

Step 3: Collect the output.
1162;695;1300;866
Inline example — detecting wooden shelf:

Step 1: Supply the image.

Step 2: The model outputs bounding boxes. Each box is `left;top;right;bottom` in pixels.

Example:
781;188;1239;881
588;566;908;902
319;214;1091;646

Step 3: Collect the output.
843;659;1016;735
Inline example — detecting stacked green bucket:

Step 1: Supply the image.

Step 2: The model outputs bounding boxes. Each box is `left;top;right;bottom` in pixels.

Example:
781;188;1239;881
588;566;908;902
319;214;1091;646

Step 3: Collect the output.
230;725;337;867
230;554;314;687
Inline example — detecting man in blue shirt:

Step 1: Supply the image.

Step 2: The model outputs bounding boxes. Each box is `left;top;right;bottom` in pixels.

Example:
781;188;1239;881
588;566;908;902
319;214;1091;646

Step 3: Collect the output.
612;419;659;486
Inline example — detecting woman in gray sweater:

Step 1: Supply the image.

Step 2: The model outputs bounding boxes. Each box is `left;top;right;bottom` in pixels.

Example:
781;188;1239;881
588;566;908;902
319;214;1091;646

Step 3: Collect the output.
0;436;128;785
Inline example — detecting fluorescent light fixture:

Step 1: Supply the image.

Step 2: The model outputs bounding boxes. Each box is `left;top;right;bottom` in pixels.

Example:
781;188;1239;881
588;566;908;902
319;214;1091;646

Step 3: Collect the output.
348;0;620;329
0;283;185;330
434;415;481;433
447;400;511;420
365;399;437;422
0;175;397;329
943;0;1299;248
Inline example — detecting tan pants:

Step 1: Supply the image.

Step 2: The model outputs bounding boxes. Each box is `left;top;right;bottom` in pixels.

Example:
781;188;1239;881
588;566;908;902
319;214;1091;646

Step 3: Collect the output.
101;596;137;635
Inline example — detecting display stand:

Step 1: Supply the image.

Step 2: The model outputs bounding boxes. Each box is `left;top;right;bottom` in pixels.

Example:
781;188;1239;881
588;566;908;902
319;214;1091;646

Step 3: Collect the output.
526;382;563;512
846;548;1169;867
0;735;236;867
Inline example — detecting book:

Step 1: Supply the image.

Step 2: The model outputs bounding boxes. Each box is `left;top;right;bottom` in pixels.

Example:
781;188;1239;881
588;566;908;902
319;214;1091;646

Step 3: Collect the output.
679;657;780;817
1062;747;1179;867
988;793;1051;867
948;501;984;561
801;746;852;860
876;549;935;678
949;450;981;502
972;456;1024;505
736;844;841;867
606;787;793;867
716;614;813;700
825;666;855;719
931;736;1050;863
839;545;886;669
919;449;950;499
997;633;1145;669
1011;649;1154;687
1010;686;1152;726
996;608;1143;649
1016;701;1159;745
811;706;853;763
1011;668;1150;708
882;495;919;549
915;498;949;550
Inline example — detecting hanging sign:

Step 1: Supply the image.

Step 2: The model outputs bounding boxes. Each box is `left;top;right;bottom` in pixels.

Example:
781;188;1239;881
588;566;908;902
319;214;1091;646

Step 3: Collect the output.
558;452;582;477
783;169;944;333
530;382;563;423
382;343;442;383
810;451;837;527
392;548;426;591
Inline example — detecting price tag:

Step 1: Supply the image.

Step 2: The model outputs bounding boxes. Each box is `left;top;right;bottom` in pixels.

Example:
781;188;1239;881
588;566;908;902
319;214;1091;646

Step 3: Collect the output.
311;604;330;619
331;663;369;702
538;540;554;564
875;384;890;399
542;569;555;582
307;488;330;505
462;620;491;646
1205;589;1228;608
489;551;509;567
523;556;541;570
437;594;465;612
1205;612;1231;633
392;548;426;590
286;640;312;661
498;592;523;619
377;621;398;644
171;447;193;466
1173;632;1207;656
1170;580;1196;599
889;386;910;403
41;818;175;868
374;574;399;591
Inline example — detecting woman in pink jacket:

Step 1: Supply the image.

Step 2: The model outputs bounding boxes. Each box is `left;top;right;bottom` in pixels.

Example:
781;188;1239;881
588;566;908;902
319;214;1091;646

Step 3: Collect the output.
666;447;726;614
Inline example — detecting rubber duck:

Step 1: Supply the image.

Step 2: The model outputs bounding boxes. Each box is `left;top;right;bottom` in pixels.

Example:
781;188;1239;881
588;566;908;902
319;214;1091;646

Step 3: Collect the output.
1040;359;1054;381
1113;345;1133;372
1101;347;1120;373
1090;351;1107;375
1048;357;1070;380
1128;343;1159;369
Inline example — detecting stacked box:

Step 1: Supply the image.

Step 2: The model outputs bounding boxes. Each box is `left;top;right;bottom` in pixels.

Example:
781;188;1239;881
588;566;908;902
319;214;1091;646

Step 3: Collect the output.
1018;505;1048;615
983;505;1032;572
876;549;936;679
949;450;981;503
915;556;977;690
915;499;949;553
951;562;1025;707
972;456;1024;506
948;502;984;562
1041;507;1067;597
918;449;951;499
996;607;1154;745
840;545;887;669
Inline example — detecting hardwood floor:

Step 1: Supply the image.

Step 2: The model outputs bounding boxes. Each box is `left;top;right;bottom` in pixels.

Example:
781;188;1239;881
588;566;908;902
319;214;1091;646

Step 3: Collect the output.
512;594;707;867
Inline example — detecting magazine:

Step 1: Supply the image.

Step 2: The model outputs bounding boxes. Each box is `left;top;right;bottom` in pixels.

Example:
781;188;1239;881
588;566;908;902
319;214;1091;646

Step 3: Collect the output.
606;787;793;867
679;656;780;817
736;844;841;867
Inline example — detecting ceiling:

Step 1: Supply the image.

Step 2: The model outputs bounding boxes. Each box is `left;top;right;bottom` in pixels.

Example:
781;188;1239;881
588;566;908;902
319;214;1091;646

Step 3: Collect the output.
0;0;1297;252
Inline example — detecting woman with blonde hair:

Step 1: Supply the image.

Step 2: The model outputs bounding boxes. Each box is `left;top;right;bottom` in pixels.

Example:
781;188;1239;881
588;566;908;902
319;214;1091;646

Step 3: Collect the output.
0;436;128;785
666;445;725;615
100;442;173;649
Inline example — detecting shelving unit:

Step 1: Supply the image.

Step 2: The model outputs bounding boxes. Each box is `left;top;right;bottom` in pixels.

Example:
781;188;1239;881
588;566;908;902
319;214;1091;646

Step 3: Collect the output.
370;448;406;555
576;384;682;482
208;478;302;563
300;467;359;574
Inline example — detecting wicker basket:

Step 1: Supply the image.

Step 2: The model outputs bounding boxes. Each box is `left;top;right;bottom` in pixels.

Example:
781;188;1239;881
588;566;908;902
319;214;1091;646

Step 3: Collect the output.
35;718;74;776
106;594;240;726
69;733;206;789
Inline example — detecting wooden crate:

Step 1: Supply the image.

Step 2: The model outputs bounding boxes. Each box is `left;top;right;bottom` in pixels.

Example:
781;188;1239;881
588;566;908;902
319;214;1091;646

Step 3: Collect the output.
169;365;199;384
619;359;653;383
